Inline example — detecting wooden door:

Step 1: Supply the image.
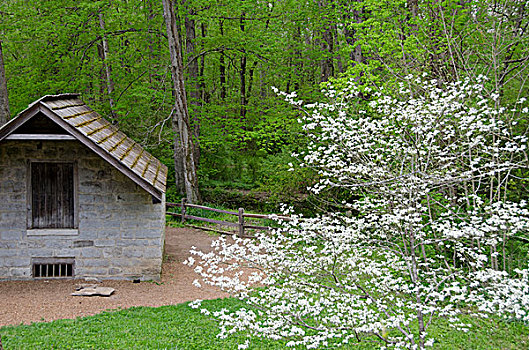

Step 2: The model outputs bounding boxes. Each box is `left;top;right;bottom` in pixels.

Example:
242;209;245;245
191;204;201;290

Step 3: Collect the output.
31;162;75;228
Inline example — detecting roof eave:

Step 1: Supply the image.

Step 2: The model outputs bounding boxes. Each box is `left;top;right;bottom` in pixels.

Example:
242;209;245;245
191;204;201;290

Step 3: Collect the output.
0;103;41;141
0;93;81;139
37;104;165;201
0;102;165;202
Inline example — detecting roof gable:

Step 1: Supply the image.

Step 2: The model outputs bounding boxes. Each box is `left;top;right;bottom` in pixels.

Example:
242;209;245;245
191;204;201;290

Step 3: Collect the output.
0;94;167;201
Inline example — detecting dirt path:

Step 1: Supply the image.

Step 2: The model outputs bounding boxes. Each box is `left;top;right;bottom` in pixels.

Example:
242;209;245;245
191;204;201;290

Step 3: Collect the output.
0;227;229;327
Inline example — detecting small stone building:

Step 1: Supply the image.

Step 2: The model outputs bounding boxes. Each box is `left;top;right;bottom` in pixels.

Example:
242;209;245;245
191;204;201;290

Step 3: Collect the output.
0;94;168;281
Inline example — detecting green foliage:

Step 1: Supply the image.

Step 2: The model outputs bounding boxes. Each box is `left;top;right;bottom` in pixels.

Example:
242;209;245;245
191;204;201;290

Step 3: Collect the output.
200;188;271;212
256;148;314;201
0;0;527;210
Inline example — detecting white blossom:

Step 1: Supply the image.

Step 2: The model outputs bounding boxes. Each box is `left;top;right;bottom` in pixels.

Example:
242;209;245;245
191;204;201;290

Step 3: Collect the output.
188;76;529;349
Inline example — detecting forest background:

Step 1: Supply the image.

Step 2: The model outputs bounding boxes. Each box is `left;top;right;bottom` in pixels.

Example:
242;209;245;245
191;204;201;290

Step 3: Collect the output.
0;0;527;211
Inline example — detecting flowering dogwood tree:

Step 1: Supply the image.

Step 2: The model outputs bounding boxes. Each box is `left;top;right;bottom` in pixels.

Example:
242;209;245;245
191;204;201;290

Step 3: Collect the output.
186;76;529;349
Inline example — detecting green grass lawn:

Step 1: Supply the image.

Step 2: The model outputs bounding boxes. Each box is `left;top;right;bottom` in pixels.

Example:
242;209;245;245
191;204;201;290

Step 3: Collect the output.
1;298;528;349
0;299;289;350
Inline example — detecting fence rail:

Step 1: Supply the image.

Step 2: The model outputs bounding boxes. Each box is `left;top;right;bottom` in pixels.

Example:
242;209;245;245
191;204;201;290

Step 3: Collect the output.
166;200;290;238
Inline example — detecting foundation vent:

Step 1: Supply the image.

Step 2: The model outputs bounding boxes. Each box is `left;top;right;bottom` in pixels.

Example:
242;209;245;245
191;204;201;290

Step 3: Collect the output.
32;258;74;278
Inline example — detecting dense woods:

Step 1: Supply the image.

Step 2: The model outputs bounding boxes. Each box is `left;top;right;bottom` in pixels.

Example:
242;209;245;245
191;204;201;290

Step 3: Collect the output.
0;0;527;207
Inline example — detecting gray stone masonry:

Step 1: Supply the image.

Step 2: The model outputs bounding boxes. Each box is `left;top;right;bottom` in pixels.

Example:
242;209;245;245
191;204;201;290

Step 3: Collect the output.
0;140;165;280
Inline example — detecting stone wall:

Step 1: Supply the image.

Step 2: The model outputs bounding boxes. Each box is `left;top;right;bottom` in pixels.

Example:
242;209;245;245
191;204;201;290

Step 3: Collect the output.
0;140;165;280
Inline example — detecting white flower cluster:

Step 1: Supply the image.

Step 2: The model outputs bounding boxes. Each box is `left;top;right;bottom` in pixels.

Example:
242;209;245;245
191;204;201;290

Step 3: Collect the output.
188;76;529;349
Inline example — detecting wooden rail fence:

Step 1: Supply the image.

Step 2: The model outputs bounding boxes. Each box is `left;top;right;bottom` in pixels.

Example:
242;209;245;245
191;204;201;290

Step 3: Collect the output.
166;200;290;238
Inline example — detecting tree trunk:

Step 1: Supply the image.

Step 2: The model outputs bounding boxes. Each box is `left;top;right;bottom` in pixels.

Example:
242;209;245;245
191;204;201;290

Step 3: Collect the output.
98;12;117;122
247;60;258;98
344;1;365;70
146;0;159;85
291;26;303;92
199;23;207;103
184;9;201;168
0;41;10;126
239;14;248;118
408;0;419;18
185;11;200;116
320;27;334;82
219;20;226;100
162;0;200;203
240;53;247;117
332;24;343;73
317;0;334;82
352;5;364;65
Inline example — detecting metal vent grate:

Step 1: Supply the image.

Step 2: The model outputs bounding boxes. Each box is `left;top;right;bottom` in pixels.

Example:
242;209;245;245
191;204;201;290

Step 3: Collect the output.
32;258;75;278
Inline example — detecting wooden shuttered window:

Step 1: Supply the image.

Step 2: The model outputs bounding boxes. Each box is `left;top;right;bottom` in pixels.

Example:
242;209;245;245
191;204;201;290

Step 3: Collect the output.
30;162;75;229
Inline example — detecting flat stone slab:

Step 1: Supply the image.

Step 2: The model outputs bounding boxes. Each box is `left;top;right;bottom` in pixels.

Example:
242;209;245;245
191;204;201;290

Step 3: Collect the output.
71;286;115;297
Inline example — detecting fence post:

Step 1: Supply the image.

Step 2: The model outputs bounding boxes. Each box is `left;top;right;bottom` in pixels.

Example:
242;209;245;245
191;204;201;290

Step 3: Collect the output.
181;198;187;223
238;207;244;237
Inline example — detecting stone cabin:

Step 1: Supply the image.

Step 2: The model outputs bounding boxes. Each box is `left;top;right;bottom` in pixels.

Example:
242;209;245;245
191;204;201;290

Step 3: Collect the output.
0;94;168;281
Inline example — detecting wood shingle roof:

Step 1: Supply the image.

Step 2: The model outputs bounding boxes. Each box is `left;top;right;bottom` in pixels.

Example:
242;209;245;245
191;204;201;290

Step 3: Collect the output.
0;94;167;201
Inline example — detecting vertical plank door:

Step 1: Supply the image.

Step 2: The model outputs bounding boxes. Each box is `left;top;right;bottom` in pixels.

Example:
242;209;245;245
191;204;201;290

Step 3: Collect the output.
31;162;74;228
